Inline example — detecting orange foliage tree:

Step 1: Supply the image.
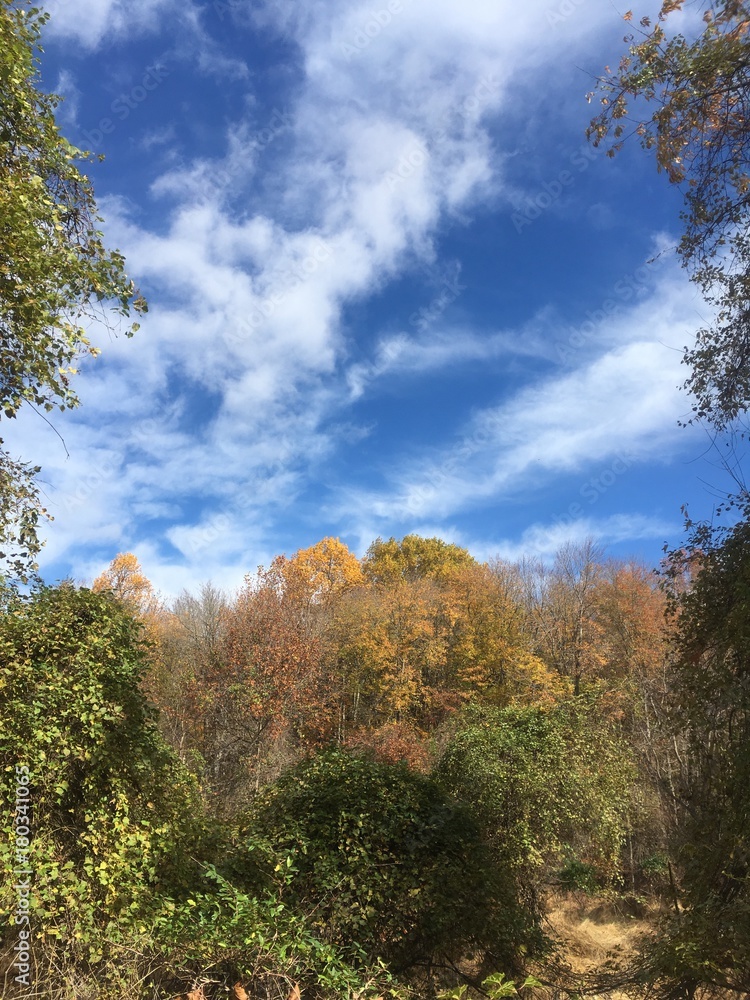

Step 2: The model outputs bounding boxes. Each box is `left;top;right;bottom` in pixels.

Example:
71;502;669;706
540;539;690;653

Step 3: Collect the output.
220;556;335;797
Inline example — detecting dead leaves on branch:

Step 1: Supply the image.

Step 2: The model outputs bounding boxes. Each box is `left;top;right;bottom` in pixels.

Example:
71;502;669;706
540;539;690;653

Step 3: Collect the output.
182;989;206;1000
179;980;296;1000
588;0;750;426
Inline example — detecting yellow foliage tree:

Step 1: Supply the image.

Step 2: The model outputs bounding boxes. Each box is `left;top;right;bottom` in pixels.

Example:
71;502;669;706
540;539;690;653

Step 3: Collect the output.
334;579;449;727
444;563;567;706
362;534;475;585
92;553;170;676
287;536;364;601
92;552;160;618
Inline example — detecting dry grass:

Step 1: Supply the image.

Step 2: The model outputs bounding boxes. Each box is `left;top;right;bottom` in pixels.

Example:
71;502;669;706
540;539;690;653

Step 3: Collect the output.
539;892;659;999
545;894;652;972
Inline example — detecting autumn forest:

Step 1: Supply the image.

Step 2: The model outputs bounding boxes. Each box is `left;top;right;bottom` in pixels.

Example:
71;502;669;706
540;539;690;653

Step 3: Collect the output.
4;525;746;998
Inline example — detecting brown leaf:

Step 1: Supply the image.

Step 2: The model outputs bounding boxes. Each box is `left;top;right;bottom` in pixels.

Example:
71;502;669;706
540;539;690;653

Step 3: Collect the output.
183;989;205;1000
288;984;302;1000
232;985;250;1000
660;0;685;17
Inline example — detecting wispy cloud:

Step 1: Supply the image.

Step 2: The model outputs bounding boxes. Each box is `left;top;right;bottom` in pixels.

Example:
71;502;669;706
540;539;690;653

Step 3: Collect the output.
53;69;80;129
23;0;707;595
335;270;702;528
44;0;184;48
486;513;677;563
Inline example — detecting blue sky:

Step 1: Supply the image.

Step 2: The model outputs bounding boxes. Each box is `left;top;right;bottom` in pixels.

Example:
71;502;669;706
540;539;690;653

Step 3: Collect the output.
12;0;732;595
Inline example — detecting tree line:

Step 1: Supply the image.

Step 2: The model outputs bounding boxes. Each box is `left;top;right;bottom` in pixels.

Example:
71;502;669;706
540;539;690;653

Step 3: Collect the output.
106;538;664;816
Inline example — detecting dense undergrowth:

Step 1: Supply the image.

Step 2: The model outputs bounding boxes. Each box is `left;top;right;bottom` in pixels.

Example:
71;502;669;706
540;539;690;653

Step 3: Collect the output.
2;525;750;997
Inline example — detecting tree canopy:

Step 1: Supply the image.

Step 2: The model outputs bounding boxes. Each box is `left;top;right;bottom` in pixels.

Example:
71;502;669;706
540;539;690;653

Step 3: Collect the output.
649;518;750;994
0;1;145;582
588;0;750;430
363;534;476;585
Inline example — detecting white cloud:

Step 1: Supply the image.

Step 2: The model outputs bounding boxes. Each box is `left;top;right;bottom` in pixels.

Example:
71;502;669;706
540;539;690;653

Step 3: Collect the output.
24;0;702;593
485;513;677;563
336;269;704;527
345;307;576;400
53;70;80;129
44;0;182;48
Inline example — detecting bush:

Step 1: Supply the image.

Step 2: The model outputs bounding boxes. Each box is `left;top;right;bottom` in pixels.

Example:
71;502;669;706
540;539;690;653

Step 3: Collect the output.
557;858;600;895
245;749;531;977
435;703;634;913
0;586;207;954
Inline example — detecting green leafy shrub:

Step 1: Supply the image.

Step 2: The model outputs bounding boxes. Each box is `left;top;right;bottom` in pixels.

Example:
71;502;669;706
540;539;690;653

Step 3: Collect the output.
639;853;669;893
146;864;405;1000
557;858;600;895
245;749;531;977
435;702;634;913
0;586;207;956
